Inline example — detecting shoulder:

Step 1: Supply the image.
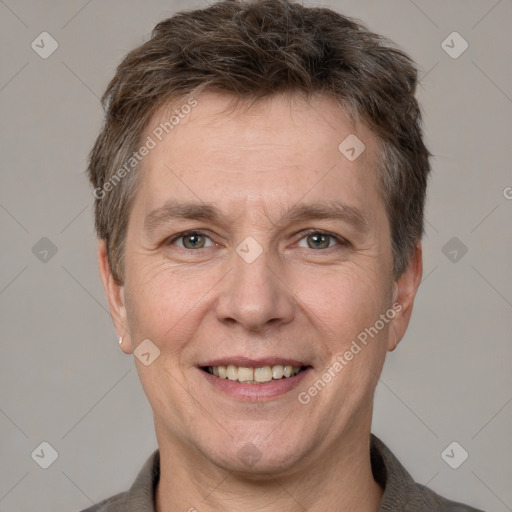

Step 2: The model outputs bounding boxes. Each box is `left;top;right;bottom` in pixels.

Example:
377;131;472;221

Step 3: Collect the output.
406;482;486;512
370;434;486;512
75;448;159;512
77;492;126;512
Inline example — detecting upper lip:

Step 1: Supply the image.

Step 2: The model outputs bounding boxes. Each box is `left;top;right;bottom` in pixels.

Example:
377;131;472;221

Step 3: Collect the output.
200;357;308;368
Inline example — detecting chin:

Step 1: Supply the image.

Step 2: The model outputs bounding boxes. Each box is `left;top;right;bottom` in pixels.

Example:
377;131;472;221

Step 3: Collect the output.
199;432;311;477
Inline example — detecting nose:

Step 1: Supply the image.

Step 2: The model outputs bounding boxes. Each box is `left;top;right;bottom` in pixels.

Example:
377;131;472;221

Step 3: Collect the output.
215;246;295;332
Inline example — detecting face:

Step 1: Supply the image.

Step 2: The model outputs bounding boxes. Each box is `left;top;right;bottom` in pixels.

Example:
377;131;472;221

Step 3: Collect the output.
100;92;421;476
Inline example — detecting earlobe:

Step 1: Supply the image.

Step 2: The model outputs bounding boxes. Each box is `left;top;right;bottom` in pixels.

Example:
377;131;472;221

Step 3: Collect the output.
387;242;423;352
97;240;133;354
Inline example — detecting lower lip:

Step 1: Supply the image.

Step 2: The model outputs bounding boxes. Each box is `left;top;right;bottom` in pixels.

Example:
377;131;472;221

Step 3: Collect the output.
199;367;312;401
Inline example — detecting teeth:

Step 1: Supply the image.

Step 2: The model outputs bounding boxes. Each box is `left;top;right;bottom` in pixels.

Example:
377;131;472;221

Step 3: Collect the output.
207;364;302;383
237;367;254;382
254;366;272;383
272;365;284;379
226;365;238;381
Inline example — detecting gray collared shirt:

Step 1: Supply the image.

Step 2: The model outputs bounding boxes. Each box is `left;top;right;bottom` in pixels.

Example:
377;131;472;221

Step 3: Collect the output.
79;434;485;511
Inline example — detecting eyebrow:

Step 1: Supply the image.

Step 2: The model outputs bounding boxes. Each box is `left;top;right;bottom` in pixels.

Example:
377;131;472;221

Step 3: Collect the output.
144;201;225;235
143;199;369;236
276;200;369;234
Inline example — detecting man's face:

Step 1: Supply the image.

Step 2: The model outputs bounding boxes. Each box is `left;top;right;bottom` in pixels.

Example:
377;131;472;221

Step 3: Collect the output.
117;92;399;474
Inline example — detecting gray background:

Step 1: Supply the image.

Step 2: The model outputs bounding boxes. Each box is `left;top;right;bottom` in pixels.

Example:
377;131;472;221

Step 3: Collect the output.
1;0;511;511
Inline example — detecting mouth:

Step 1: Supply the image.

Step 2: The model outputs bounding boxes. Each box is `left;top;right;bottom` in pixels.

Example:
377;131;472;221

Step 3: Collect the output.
198;358;312;400
201;364;308;384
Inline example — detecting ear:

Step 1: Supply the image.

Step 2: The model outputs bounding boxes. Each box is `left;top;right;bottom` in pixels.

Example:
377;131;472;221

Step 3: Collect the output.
387;241;423;351
97;240;133;354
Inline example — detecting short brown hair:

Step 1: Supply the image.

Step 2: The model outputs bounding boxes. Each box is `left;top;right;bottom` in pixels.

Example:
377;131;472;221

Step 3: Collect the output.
87;0;431;283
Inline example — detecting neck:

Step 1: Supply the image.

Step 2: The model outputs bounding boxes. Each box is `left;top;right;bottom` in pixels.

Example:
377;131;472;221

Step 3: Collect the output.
155;423;383;512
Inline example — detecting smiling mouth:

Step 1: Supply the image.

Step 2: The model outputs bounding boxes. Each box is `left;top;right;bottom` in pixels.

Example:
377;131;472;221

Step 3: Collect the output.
201;364;309;384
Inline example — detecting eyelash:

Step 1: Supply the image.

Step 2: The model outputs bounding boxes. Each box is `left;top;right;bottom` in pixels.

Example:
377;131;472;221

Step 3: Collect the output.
166;229;349;250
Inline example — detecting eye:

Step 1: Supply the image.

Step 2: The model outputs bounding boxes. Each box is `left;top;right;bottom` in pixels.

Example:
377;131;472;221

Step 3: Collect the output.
296;231;346;250
169;231;215;250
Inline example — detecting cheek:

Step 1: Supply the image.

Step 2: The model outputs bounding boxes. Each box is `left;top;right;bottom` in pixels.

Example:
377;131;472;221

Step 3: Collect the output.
293;261;393;386
299;262;389;334
123;259;217;350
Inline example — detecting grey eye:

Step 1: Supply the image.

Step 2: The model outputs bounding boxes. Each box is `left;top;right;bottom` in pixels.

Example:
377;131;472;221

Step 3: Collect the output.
297;232;339;250
173;232;214;249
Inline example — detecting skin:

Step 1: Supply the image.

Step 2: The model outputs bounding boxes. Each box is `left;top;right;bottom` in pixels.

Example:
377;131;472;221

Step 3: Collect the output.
98;91;422;512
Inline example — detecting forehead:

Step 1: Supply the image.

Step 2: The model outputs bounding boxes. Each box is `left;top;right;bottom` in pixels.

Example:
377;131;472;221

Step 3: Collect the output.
135;91;383;224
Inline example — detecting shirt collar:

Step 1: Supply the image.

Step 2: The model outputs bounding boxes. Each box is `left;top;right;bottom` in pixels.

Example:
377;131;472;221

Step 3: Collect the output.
370;434;418;511
124;448;160;512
